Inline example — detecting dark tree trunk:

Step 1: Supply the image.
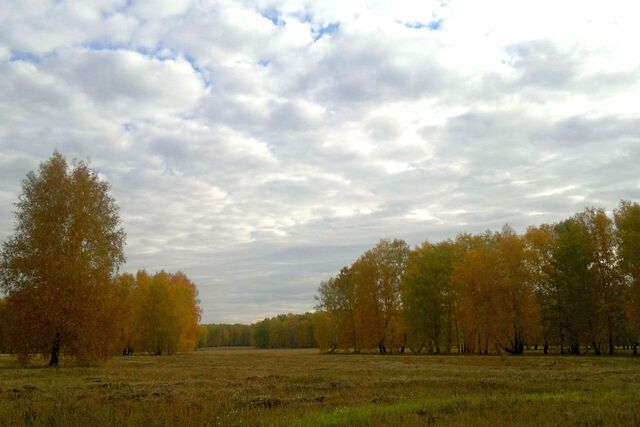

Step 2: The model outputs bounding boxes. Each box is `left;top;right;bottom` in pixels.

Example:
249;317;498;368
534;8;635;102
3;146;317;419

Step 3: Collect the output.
378;342;387;354
570;343;580;354
543;341;549;355
122;345;134;356
49;331;61;367
633;343;638;356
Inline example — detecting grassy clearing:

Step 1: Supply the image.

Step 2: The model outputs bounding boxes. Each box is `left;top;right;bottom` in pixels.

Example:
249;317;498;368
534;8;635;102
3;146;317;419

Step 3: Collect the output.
1;348;639;426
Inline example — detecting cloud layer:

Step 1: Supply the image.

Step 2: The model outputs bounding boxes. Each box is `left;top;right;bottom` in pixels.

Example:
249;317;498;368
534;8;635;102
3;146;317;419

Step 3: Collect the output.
1;0;639;322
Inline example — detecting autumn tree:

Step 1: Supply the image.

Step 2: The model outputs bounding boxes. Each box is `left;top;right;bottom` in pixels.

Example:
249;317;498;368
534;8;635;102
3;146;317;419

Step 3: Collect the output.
524;224;560;353
312;310;336;351
351;239;410;353
552;218;601;354
0;298;8;353
451;232;503;354
113;272;136;355
0;152;125;366
451;228;542;354
575;207;624;354
493;226;542;353
614;200;640;355
129;270;201;355
316;267;359;351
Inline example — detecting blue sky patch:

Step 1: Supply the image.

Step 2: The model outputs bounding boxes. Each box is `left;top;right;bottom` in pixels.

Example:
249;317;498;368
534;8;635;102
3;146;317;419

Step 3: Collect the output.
313;22;340;41
122;123;136;133
184;53;212;88
402;19;443;31
260;8;285;26
293;9;313;24
10;50;40;64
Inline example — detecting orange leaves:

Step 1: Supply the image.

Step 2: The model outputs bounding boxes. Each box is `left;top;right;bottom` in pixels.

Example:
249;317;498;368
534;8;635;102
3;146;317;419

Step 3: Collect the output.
123;270;201;355
317;239;410;353
0;152;125;365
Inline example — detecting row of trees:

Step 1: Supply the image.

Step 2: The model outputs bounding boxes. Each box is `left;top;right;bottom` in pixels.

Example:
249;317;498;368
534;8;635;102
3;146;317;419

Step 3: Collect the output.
197;323;252;347
252;313;315;348
316;202;640;355
0;153;200;365
197;313;317;349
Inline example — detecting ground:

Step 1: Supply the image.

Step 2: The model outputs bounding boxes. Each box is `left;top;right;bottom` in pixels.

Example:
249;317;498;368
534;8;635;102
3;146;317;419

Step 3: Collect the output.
1;348;639;426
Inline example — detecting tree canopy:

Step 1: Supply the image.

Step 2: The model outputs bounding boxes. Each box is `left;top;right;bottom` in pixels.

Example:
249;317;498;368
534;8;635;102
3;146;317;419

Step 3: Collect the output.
317;201;640;355
0;152;126;365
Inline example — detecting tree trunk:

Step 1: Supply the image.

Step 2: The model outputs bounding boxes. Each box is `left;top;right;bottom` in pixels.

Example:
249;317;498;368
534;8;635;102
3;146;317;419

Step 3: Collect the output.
400;334;407;354
49;331;61;367
570;343;580;354
633;343;638;356
378;342;387;354
543;341;549;355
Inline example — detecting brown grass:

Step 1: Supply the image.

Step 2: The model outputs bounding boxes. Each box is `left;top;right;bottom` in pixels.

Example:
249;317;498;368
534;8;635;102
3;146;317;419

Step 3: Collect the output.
1;348;639;426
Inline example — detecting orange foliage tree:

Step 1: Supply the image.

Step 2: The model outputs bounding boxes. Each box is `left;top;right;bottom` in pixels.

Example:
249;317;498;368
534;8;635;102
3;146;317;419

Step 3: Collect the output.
615;200;640;354
124;270;201;355
0;152;125;366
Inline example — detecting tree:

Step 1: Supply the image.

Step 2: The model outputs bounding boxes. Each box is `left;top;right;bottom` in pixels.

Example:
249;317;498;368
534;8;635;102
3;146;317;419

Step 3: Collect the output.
253;319;270;348
452;233;502;354
524;224;560;353
614;200;640;354
0;152;125;366
0;298;8;353
351;239;409;353
129;270;201;355
493;226;542;354
401;240;458;354
552;218;598;354
316;267;359;351
575;207;623;354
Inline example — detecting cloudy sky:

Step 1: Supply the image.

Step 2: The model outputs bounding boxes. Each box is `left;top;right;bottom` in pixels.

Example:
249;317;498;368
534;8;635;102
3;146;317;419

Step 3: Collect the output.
1;1;639;322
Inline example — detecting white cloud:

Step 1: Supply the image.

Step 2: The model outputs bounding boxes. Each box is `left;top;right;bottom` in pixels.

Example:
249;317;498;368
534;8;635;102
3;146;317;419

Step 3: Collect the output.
1;0;639;322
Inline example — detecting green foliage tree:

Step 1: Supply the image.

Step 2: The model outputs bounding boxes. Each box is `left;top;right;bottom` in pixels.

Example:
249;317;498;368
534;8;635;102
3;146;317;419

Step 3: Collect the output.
253;319;271;348
401;240;458;353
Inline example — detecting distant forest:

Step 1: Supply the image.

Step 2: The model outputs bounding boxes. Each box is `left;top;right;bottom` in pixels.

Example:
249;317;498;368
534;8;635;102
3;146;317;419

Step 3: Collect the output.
198;313;316;349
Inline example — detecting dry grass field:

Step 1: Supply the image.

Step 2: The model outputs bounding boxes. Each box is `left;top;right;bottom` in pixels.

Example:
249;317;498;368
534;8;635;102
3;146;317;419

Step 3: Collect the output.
1;348;639;426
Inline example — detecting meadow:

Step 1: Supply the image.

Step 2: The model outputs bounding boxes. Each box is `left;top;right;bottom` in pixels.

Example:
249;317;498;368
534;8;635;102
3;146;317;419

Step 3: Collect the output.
1;348;639;426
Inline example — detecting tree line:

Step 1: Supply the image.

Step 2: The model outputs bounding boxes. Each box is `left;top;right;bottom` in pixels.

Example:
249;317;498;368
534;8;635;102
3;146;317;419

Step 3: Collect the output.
316;202;640;355
197;313;316;349
0;152;200;365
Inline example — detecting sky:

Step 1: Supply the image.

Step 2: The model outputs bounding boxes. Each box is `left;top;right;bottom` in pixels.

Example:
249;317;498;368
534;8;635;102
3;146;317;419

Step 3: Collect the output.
0;0;639;323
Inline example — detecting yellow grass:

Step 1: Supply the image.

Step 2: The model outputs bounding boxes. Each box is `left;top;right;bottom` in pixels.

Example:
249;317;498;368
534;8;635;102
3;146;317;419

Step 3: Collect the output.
1;348;639;426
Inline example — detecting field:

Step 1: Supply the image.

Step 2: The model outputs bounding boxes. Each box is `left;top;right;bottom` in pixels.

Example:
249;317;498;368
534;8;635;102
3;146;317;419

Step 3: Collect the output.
1;348;640;426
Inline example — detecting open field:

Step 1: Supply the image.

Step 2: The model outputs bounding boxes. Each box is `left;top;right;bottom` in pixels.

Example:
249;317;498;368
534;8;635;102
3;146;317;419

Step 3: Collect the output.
1;348;639;426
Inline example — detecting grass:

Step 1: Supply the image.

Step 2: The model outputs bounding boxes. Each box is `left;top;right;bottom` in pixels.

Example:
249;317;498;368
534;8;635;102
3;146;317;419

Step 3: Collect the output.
1;348;639;426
